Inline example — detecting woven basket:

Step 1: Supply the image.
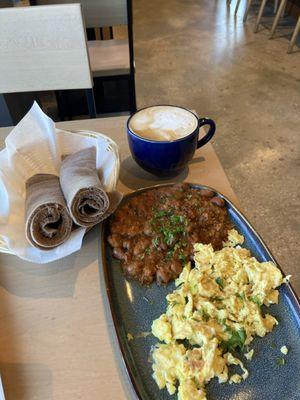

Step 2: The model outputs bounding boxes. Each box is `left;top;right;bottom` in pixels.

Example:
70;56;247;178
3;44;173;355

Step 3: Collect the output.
0;128;120;257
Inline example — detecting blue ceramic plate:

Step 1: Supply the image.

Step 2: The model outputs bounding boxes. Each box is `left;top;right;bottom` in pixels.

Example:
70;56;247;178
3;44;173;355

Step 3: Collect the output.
100;184;300;400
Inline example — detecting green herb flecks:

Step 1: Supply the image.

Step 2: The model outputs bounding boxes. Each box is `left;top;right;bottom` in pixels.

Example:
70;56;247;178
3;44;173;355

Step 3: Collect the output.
152;236;160;249
248;295;263;306
170;214;186;225
179;253;187;265
236;292;246;300
220;328;247;352
161;229;176;246
201;308;210;322
276;357;285;366
218;317;227;326
215;277;224;290
211;296;224;302
153;210;167;219
152;211;187;245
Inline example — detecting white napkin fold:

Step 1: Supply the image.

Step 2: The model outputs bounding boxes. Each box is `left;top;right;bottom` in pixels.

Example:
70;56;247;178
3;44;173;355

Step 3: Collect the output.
0;102;121;263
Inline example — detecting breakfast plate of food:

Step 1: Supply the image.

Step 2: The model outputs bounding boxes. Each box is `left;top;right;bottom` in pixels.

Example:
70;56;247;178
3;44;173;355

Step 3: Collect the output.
100;183;300;400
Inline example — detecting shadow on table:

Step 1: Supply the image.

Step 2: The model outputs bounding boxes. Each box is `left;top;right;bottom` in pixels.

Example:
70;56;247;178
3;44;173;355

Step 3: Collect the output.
119;155;205;190
0;225;99;299
0;362;53;400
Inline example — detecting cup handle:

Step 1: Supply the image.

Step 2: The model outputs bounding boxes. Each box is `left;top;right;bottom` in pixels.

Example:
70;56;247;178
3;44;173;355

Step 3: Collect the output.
197;118;216;148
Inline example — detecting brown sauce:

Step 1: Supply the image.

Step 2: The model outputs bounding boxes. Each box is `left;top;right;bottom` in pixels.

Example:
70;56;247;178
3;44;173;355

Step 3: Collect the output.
107;183;232;285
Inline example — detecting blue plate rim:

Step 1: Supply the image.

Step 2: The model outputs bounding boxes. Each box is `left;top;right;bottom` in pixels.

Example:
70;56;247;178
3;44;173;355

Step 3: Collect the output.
100;182;300;400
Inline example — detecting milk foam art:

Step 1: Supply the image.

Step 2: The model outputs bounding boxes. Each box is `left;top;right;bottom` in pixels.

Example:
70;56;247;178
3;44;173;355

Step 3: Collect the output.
129;106;198;141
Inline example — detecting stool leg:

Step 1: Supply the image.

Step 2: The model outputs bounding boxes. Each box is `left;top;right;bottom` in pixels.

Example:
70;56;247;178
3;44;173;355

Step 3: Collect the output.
243;0;253;23
287;15;300;53
254;0;268;32
269;0;287;38
274;0;278;13
234;0;242;15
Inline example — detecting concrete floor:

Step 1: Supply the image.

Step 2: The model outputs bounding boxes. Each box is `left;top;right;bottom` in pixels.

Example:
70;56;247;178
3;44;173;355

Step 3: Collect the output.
133;0;300;294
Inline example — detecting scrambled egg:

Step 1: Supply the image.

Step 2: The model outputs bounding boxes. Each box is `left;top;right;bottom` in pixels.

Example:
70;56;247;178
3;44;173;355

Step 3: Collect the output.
151;229;287;400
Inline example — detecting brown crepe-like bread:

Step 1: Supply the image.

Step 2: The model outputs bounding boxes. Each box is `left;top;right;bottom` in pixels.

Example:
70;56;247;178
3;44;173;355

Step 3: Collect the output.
59;147;109;227
25;174;73;249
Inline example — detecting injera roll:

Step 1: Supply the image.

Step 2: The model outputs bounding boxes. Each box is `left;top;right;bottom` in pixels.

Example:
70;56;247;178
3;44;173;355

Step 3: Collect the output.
25;174;73;250
59;147;110;227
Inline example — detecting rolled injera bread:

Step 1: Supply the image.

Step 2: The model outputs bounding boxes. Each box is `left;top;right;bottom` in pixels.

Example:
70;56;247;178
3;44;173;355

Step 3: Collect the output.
59;147;110;227
25;174;73;250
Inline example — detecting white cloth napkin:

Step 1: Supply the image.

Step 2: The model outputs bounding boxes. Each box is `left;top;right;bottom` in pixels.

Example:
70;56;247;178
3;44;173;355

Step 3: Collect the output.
0;102;121;263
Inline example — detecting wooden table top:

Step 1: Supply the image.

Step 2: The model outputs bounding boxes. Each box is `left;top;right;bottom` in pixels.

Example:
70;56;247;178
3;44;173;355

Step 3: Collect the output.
0;116;238;400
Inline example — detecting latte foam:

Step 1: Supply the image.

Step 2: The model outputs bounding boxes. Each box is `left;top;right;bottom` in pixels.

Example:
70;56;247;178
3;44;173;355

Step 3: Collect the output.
129;106;198;141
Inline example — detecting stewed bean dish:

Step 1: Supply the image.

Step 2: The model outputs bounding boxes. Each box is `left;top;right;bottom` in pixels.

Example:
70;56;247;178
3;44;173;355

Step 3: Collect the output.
107;183;232;285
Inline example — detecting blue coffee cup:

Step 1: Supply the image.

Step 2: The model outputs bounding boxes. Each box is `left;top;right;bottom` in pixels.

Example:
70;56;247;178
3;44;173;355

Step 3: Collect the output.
127;105;216;177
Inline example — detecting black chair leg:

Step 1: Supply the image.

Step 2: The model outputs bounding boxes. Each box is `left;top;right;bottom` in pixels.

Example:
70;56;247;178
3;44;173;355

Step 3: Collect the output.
128;74;137;113
86;89;97;118
55;90;65;121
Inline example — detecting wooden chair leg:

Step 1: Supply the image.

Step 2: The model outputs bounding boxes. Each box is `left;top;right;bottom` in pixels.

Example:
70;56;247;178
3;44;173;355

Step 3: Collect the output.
269;0;287;38
254;0;268;33
234;0;242;15
287;15;300;53
243;0;253;23
85;89;97;118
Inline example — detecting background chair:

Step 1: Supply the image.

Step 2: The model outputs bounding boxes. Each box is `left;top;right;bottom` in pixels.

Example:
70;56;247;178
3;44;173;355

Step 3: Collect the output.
287;15;300;53
269;0;287;37
236;0;280;23
252;0;287;33
233;0;299;53
0;4;96;126
31;0;137;114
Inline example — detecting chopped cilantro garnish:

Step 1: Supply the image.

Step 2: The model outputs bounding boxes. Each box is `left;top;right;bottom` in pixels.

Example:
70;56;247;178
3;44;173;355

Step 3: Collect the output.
162;229;176;246
170;215;186;225
152;236;160;248
166;250;173;259
145;247;150;255
220;328;246;352
152;212;187;246
201;308;210;322
249;295;263;306
276;357;285;366
211;296;224;302
179;253;187;265
154;210;167;218
236;292;245;300
215;277;224;290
